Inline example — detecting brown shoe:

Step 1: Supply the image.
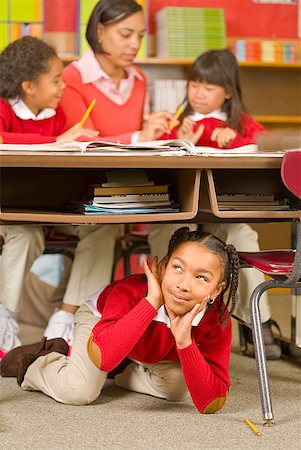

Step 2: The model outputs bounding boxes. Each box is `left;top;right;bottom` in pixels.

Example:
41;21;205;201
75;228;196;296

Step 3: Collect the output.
0;337;69;383
242;319;282;360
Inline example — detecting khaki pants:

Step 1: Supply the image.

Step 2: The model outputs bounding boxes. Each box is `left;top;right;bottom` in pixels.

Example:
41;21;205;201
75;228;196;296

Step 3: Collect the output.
0;224;119;313
21;304;189;405
149;223;270;323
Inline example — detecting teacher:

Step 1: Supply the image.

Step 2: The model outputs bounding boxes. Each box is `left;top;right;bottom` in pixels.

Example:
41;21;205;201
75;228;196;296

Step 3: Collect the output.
60;0;173;143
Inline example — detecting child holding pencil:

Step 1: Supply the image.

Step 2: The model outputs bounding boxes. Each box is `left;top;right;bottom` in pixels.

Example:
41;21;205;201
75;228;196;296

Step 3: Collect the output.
0;36;98;144
0;36;119;357
154;49;281;360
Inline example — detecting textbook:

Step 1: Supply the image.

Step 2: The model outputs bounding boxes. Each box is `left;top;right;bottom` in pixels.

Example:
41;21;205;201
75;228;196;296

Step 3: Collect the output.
0;139;284;156
92;184;169;196
0;140;189;156
93;193;170;203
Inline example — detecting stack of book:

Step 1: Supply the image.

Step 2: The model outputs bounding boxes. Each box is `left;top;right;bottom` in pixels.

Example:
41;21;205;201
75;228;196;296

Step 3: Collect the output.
217;194;290;211
68;169;180;215
155;7;226;58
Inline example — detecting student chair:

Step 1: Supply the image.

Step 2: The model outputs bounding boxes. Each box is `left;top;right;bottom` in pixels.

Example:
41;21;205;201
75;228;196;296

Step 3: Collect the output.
238;149;301;424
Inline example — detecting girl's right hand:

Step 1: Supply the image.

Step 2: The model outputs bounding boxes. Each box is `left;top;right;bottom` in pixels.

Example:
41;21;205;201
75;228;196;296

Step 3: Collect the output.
56;126;99;142
143;257;164;310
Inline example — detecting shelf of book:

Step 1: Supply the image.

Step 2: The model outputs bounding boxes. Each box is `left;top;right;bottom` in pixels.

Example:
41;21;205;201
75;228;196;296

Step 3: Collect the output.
61;55;301;69
0;167;201;224
199;169;301;220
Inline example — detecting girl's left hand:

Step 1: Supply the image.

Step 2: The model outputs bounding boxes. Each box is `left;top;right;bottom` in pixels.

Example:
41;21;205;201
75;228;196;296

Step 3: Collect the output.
210;127;237;148
138;111;174;142
166;295;209;348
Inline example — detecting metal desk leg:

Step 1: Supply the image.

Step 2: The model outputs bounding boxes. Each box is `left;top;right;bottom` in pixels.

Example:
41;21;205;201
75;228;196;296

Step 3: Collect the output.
250;280;276;425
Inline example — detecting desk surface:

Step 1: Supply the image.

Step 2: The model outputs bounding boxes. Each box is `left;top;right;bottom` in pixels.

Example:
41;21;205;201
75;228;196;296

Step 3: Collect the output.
0;152;283;169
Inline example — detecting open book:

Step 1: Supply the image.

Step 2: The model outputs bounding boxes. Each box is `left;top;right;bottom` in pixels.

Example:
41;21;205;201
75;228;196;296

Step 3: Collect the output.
0;139;284;156
0;139;188;156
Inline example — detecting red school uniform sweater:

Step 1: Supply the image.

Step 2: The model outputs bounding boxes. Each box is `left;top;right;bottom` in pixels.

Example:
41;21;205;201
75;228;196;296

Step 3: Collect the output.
60;63;147;144
160;113;265;148
91;274;232;413
0;99;66;144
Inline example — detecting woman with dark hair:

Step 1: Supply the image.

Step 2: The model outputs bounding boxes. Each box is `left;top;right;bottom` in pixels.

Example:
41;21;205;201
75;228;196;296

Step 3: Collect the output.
60;0;173;143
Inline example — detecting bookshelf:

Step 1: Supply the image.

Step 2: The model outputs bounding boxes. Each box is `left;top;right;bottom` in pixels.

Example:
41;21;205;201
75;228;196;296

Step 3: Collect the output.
198;169;301;220
133;58;301;130
0;164;201;224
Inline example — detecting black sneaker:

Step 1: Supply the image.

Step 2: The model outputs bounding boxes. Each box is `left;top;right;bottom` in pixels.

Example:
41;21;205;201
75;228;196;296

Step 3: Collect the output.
241;319;282;360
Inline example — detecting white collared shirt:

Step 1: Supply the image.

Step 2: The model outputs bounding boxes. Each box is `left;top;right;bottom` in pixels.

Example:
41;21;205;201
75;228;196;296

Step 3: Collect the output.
74;49;144;106
153;304;206;328
8;98;56;120
189;108;227;122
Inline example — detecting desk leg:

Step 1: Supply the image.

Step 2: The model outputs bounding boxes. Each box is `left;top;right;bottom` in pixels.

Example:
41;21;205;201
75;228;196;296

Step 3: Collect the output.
250;280;275;424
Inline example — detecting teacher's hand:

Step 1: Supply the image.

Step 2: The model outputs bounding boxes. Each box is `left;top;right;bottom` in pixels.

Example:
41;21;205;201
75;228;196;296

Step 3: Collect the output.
138;111;174;142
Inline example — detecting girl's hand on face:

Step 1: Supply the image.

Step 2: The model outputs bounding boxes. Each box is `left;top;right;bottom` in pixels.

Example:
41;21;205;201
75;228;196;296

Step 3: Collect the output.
166;294;210;349
56;126;99;142
176;119;205;144
143;257;164;310
138;111;174;142
210;127;237;148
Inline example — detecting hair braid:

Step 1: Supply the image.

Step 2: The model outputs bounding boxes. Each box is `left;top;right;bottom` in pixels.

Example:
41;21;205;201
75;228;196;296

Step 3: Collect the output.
219;244;240;326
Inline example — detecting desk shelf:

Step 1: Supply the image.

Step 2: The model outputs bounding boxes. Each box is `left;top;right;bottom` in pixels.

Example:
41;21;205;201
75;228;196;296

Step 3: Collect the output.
199;169;301;219
0;167;201;224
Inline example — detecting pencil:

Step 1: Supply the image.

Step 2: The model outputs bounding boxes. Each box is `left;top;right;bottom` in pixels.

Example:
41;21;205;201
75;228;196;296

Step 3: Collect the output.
169;100;187;130
245;418;261;436
79;98;96;128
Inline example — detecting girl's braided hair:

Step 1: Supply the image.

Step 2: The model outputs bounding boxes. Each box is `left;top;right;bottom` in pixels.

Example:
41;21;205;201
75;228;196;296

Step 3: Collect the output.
167;227;240;326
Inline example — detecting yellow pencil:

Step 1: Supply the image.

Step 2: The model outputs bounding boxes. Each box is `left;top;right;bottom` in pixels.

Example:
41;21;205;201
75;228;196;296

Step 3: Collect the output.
79;98;96;128
169;100;187;130
245;418;261;436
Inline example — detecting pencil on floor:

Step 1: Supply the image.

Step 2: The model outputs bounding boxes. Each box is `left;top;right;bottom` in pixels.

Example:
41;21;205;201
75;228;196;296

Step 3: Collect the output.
79;98;96;128
245;418;261;436
169;100;187;130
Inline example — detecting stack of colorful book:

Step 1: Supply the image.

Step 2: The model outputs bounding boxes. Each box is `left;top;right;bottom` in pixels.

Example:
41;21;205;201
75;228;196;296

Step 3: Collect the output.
68;169;180;215
232;39;298;63
155;7;226;58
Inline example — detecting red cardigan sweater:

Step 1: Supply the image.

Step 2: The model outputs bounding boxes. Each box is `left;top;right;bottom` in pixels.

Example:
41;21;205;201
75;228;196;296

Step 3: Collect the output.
60;63;147;144
0;99;66;144
91;274;232;413
160;113;265;148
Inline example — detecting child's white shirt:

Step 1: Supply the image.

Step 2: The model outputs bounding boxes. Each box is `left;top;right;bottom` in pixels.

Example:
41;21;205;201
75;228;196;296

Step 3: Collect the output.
8;98;56;120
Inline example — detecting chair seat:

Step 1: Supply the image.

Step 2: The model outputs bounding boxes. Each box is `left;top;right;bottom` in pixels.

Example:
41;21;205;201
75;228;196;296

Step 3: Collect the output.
238;250;295;275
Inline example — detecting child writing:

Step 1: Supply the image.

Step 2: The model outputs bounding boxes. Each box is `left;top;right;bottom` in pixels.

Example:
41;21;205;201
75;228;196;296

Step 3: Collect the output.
160;48;265;147
1;227;240;414
0;36;119;358
154;49;281;360
0;35;98;143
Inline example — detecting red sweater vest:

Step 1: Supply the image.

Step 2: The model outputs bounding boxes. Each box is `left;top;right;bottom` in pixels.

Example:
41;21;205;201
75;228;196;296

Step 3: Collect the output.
60;63;147;144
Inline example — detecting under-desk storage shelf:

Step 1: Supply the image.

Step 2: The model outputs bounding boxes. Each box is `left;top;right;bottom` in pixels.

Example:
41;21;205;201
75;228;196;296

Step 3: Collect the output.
199;169;301;219
0;167;201;224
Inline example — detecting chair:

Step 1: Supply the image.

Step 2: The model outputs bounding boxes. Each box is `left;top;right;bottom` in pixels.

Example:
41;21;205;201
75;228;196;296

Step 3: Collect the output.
238;149;301;424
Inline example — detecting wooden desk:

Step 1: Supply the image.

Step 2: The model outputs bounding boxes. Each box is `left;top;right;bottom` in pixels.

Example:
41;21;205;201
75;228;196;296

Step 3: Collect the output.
1;151;298;224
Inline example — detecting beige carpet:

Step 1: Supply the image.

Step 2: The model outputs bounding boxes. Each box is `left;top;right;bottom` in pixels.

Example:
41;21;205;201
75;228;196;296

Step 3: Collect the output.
1;292;300;450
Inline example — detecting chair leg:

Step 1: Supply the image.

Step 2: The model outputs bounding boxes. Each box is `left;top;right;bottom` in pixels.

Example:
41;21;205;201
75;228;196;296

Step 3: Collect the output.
250;281;276;424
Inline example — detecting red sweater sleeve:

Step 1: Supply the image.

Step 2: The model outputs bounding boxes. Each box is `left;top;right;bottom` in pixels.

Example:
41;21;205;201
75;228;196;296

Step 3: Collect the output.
92;283;157;372
0;102;67;143
177;317;231;413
